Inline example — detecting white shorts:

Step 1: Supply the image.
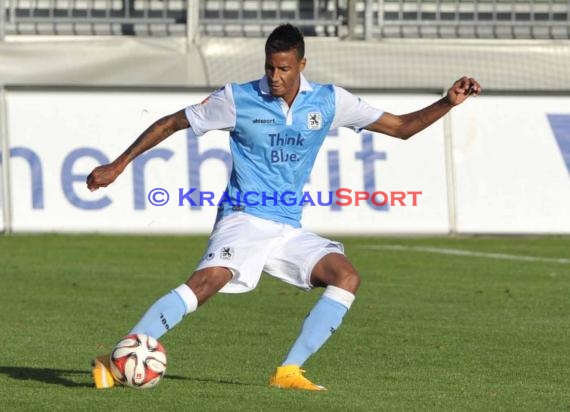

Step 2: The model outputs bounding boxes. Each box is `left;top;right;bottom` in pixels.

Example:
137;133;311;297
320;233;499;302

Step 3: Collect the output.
195;213;344;293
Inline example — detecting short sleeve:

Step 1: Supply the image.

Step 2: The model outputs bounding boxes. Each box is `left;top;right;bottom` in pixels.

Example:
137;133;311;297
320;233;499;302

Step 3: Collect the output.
184;83;236;136
331;85;383;132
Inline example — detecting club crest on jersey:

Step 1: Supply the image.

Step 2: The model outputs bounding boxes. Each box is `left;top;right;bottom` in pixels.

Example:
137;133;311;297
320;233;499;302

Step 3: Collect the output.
307;112;322;130
220;247;234;260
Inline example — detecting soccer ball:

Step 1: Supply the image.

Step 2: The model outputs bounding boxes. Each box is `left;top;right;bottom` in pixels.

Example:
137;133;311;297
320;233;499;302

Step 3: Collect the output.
110;333;167;389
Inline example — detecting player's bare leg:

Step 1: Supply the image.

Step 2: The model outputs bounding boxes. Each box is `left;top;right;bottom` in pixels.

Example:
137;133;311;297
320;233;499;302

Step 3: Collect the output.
310;253;361;294
270;253;360;391
185;267;234;306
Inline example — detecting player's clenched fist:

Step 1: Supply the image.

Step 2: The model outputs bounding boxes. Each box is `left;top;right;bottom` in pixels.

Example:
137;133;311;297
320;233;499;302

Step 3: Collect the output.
445;76;481;106
86;163;122;192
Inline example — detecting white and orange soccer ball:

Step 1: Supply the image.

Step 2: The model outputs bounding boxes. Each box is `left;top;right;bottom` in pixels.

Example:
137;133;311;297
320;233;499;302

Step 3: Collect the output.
109;333;167;389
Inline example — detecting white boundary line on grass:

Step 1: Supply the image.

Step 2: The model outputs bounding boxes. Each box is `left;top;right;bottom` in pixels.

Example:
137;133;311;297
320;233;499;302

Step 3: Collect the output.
359;244;570;265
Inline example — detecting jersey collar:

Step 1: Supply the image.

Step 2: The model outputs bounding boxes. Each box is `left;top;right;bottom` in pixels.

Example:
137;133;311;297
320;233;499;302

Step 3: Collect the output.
259;74;313;96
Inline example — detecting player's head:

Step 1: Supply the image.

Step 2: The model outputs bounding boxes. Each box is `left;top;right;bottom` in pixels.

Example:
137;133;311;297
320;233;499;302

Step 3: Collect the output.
265;23;305;61
264;24;307;103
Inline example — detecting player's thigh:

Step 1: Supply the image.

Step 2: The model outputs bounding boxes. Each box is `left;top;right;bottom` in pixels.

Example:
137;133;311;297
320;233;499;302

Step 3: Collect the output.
263;230;344;290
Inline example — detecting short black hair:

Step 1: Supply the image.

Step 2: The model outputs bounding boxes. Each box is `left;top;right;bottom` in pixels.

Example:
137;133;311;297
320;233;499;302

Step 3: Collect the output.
265;23;305;60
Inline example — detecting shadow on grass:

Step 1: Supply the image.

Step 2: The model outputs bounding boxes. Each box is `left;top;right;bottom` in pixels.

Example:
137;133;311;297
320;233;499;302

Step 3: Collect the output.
0;366;257;388
166;374;259;387
0;366;92;387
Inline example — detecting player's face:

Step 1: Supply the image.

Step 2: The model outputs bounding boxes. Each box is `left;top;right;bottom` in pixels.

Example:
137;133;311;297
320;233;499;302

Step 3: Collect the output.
265;50;306;106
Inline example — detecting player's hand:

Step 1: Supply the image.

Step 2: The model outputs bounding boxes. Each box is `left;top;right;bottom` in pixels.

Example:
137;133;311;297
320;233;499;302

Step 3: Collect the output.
86;163;122;192
445;76;481;106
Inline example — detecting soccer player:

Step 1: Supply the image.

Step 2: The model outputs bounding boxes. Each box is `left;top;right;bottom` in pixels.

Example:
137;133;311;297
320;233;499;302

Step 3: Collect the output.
87;23;480;391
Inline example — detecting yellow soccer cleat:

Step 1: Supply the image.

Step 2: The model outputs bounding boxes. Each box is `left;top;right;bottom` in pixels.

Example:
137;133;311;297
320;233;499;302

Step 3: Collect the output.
91;354;115;389
269;365;327;391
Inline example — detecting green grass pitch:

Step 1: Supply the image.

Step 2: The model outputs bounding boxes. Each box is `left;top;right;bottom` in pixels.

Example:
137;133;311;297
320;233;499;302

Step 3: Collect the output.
1;234;569;411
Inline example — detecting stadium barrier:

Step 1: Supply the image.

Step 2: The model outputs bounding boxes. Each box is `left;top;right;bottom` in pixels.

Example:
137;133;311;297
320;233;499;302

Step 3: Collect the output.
2;0;569;39
2;88;569;235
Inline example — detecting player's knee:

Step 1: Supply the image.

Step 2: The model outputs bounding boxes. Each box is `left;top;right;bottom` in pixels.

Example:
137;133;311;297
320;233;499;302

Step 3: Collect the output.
338;267;361;294
324;265;360;294
311;253;361;293
330;256;361;293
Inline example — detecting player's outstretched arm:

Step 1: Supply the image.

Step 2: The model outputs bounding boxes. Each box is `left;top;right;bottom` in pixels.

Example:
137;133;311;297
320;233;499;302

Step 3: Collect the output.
365;76;481;140
86;109;190;192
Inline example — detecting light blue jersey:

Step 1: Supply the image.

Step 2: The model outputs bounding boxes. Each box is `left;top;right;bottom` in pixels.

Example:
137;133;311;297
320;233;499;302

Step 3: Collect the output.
185;74;383;227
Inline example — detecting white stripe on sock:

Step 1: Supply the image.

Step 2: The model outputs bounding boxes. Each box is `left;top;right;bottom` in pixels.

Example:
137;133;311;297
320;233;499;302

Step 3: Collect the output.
174;284;198;315
323;285;355;309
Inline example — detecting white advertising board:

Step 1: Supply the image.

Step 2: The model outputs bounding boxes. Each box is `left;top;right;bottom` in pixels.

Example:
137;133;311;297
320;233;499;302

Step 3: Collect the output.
7;90;218;233
451;96;570;234
6;90;449;234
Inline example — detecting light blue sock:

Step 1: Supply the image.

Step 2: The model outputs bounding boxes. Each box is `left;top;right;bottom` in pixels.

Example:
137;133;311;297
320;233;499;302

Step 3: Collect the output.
129;290;188;340
281;287;354;366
